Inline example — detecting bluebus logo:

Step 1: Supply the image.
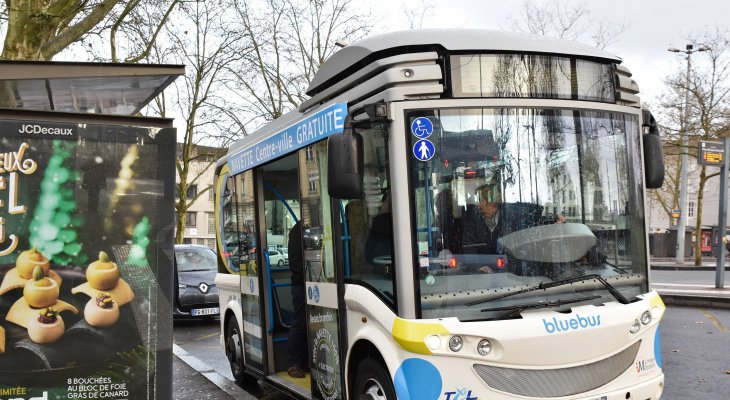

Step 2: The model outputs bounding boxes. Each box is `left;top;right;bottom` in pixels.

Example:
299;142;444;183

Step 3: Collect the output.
542;314;601;334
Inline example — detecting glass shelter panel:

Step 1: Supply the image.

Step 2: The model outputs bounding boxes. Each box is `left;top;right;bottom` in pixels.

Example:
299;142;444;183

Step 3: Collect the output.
408;108;646;321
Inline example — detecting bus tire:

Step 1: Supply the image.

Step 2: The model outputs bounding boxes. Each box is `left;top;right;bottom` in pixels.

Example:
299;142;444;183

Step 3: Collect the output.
352;357;396;400
225;317;254;386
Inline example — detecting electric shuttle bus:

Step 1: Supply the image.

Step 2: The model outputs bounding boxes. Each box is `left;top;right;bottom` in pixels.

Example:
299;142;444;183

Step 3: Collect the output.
213;29;667;400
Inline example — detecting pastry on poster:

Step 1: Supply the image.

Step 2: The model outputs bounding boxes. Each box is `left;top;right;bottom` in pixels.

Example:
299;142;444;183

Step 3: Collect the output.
72;251;134;305
23;266;59;308
27;308;65;344
5;265;79;329
5;265;79;330
0;248;62;295
84;292;119;328
16;248;50;278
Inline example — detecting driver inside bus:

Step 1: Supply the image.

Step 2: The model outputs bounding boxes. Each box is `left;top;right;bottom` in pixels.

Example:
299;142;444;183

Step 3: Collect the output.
461;175;505;273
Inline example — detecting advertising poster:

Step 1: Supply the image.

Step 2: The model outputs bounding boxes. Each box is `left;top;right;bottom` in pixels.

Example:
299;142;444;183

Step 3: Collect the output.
0;118;175;399
307;298;343;400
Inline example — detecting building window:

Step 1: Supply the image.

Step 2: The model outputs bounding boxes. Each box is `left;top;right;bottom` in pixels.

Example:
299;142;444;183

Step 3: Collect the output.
308;172;318;193
209;186;215;201
688;201;696;218
306;147;314;161
186;184;198;199
207;212;215;234
185;212;197;227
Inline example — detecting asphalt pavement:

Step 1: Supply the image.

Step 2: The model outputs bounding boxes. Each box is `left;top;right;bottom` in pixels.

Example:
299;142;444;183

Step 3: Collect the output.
172;258;730;400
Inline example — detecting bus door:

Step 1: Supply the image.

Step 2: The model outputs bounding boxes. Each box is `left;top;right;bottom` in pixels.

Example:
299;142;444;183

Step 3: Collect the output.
233;170;265;377
259;153;310;396
301;142;346;400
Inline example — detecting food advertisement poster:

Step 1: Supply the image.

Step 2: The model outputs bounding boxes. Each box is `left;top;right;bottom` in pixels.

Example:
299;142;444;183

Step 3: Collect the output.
0;118;175;399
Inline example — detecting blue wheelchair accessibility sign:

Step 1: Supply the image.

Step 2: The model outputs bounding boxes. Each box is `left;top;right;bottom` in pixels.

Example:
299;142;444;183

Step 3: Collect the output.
411;117;433;139
413;139;435;161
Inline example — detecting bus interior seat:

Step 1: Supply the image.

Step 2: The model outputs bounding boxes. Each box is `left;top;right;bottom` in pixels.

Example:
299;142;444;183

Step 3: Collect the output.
271;276;292;331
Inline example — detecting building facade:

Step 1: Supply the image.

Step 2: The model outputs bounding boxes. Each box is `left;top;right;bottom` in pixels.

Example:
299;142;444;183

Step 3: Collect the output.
176;144;221;249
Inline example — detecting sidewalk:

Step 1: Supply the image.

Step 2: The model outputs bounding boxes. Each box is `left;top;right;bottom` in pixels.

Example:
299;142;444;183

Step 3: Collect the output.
172;344;257;400
650;256;730;309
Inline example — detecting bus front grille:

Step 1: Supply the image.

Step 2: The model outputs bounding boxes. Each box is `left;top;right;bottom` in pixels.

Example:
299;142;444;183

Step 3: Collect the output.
472;341;641;398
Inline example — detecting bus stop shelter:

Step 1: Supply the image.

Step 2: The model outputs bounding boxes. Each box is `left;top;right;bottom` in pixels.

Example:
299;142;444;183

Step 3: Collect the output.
0;61;183;400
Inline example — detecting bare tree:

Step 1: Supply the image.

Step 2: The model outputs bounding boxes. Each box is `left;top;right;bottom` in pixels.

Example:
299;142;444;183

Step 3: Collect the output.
505;0;628;49
402;0;434;30
145;0;246;243
0;0;179;62
225;0;372;137
654;27;730;264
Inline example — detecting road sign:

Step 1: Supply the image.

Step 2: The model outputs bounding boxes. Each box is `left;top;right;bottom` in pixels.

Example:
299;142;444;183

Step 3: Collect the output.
671;209;680;218
698;140;725;166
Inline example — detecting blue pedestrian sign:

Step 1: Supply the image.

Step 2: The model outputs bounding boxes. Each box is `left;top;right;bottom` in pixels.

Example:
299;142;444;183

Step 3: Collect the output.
413;139;435;161
411;117;433;139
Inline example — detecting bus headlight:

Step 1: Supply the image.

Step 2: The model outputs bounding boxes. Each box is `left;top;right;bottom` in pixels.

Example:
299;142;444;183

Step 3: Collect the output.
448;335;463;352
630;319;641;334
426;335;441;351
640;310;652;325
477;339;492;356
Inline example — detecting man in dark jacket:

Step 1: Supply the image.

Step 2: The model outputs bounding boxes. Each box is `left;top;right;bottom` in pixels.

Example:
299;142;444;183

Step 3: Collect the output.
286;220;307;378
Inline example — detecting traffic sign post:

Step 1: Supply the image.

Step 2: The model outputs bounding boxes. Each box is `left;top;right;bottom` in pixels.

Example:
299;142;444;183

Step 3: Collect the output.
698;140;725;166
705;139;729;289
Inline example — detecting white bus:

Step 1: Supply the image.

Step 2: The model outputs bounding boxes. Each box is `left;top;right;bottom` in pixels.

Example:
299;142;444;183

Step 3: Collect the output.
213;29;667;400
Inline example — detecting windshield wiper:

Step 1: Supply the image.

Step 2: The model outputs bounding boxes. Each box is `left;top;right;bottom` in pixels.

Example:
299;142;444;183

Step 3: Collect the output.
481;294;603;320
466;274;630;307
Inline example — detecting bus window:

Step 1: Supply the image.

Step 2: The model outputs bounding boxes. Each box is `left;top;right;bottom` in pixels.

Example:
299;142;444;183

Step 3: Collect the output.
411;108;647;321
342;121;396;309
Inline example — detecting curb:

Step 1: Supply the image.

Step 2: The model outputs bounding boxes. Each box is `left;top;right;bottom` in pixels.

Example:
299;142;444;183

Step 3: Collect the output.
172;344;258;400
658;294;730;309
651;265;730;271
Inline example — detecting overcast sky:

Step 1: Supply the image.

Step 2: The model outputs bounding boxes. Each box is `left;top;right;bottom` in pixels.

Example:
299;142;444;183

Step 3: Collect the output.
362;0;729;102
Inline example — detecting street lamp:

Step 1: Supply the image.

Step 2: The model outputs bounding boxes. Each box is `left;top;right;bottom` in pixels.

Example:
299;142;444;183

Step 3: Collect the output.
668;44;710;265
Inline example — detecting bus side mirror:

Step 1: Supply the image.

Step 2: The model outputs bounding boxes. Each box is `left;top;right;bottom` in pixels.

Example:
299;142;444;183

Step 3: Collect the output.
643;133;664;189
642;110;664;189
328;130;363;199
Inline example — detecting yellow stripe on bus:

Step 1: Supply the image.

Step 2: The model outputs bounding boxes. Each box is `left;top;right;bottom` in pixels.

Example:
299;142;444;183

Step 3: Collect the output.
391;317;449;355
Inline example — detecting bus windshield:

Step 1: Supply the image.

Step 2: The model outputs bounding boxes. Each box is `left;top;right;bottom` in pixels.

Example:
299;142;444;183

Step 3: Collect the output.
409;108;648;321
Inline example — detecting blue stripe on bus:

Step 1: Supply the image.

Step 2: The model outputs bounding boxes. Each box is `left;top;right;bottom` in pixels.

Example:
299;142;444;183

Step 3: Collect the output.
228;102;347;174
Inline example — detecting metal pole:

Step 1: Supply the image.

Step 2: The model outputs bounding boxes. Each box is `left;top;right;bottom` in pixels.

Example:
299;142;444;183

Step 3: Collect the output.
675;51;692;265
716;136;728;289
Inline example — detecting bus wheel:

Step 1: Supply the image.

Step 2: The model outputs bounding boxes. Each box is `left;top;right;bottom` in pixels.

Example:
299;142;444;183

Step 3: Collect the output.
353;357;396;400
225;318;246;384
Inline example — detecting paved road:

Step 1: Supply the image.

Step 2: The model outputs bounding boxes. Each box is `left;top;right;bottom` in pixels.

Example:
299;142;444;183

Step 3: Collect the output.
173;305;730;400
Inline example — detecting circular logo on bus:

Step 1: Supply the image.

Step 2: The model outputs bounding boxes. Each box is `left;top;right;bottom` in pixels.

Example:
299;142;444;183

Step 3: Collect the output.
311;326;341;400
313;285;320;303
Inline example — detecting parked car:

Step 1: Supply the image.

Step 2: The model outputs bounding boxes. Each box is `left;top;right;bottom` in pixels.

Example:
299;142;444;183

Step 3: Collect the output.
173;244;219;319
303;226;323;249
268;248;288;267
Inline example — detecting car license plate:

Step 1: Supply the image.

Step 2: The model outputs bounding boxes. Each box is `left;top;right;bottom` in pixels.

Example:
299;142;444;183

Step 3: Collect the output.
191;307;219;316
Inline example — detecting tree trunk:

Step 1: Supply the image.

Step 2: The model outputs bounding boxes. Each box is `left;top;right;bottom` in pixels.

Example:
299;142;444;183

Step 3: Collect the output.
2;0;121;60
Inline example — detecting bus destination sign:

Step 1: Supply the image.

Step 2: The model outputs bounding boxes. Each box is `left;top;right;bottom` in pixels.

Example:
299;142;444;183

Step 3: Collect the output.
698;140;725;166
